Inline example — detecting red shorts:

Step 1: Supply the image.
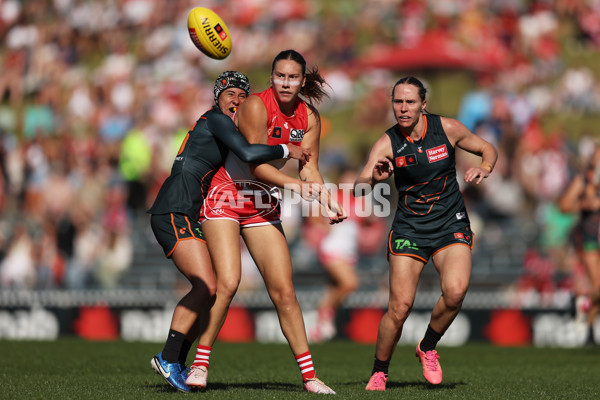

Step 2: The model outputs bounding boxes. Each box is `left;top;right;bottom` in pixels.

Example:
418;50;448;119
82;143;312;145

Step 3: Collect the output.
199;169;281;227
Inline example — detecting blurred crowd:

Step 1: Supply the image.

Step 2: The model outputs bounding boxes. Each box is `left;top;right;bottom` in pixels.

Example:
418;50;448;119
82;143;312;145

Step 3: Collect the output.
1;0;600;305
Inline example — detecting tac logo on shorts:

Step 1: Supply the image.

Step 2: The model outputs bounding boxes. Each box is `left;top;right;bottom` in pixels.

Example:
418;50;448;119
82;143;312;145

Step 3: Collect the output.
205;179;280;220
395;154;417;168
454;232;465;240
426;145;448;163
289;129;305;142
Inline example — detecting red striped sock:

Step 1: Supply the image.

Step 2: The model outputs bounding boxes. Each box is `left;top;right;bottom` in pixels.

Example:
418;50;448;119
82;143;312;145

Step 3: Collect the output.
192;344;212;369
295;351;316;381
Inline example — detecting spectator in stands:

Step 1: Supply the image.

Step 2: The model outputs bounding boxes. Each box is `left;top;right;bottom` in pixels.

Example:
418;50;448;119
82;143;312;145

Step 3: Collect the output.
354;76;497;390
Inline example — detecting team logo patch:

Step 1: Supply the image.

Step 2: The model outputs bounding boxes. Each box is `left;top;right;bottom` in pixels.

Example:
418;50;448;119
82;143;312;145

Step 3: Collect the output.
272;127;282;139
395;154;417;168
289;129;305;142
427;145;449;163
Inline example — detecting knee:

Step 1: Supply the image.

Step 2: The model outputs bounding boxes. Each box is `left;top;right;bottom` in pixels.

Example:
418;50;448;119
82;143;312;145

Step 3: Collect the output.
190;276;217;298
269;285;297;308
387;300;412;326
442;286;468;310
217;277;241;299
340;277;359;294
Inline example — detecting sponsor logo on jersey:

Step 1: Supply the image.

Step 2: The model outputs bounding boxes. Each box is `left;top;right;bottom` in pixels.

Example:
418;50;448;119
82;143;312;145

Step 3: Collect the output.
395;154;417;168
456;211;466;220
397;143;408;153
427;144;449;163
289;129;305;142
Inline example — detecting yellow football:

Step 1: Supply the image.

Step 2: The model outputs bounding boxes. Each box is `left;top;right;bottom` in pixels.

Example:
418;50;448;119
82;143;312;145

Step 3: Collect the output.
187;7;232;60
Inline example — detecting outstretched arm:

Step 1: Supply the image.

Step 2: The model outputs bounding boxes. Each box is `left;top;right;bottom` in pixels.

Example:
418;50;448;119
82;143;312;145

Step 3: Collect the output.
208;113;310;163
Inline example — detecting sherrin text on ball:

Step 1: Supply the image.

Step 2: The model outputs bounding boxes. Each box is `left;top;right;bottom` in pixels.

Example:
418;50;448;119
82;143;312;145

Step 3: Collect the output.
187;7;231;60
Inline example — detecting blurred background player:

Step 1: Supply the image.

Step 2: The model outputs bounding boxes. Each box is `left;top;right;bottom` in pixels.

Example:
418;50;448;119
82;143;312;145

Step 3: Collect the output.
147;71;309;392
558;143;600;346
308;168;361;342
188;49;344;394
354;76;497;391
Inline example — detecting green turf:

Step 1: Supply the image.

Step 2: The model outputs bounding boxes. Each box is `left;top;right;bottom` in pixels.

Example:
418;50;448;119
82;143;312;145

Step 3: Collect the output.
1;339;599;399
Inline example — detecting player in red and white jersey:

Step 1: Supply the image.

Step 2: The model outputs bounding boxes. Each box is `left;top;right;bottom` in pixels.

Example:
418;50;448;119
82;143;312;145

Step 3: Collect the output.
190;50;345;394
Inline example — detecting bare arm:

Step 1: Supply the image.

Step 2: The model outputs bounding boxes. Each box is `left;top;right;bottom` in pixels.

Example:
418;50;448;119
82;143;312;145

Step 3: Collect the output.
238;96;320;199
558;174;584;213
442;117;498;184
297;105;347;223
354;134;394;197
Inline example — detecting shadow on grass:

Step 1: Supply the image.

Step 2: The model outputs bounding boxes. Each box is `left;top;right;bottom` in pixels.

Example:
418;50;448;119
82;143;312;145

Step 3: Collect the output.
387;380;465;390
147;381;298;393
337;380;466;391
149;380;466;393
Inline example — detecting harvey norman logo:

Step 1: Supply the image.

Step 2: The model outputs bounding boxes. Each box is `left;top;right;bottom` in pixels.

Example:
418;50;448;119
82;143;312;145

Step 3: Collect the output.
426;145;449;163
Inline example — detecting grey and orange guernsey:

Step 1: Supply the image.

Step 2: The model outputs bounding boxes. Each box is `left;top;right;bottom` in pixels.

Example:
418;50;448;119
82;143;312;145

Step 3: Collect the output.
386;113;473;261
148;105;286;221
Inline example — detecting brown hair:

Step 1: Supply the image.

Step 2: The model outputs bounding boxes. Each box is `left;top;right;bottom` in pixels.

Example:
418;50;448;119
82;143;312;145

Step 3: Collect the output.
392;76;427;102
392;76;429;113
271;49;329;104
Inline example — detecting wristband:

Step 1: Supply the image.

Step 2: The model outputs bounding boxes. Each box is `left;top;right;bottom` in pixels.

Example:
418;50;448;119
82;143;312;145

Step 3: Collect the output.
280;144;290;159
481;161;493;174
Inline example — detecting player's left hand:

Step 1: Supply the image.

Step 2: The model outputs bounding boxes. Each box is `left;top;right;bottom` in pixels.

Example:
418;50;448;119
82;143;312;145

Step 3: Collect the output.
464;167;489;184
287;144;311;163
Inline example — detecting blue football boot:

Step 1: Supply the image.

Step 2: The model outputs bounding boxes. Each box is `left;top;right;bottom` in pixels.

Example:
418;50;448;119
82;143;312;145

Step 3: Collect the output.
150;352;190;392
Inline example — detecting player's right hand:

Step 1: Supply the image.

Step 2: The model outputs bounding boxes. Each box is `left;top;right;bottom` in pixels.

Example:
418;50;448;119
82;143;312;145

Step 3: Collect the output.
373;158;394;182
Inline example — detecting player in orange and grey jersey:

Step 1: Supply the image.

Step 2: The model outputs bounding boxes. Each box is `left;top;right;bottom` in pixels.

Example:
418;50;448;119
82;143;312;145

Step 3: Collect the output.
355;76;497;391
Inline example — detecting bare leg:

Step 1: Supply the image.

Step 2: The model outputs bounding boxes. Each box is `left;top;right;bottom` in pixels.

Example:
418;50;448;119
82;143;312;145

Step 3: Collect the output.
169;239;217;342
374;255;424;362
196;219;243;347
242;223;309;355
319;259;359;311
429;245;472;334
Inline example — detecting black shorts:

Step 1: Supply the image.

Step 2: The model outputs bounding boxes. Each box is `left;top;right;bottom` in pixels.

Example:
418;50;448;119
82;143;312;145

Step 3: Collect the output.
387;225;473;263
150;213;205;258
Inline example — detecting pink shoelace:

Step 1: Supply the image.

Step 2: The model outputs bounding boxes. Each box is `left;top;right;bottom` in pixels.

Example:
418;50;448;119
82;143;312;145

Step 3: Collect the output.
424;351;440;370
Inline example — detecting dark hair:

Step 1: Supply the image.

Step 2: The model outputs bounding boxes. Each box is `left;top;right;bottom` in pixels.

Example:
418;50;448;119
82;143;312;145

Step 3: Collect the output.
392;76;428;102
271;49;329;104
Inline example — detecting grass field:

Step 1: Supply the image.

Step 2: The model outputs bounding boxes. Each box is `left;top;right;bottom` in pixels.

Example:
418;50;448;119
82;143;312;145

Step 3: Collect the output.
1;339;599;400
